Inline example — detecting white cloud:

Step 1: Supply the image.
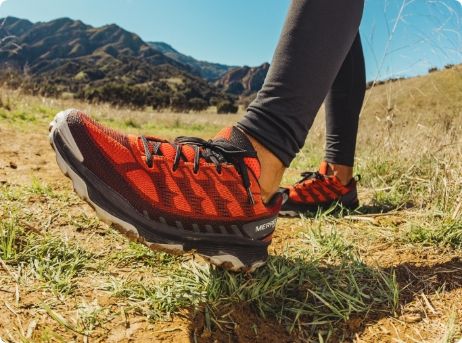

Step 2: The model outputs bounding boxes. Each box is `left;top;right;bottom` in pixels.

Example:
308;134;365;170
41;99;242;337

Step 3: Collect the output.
0;0;7;7
456;0;462;5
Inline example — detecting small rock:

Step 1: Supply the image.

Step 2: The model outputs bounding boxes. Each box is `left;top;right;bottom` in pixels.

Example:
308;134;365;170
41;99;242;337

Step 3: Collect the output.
9;162;17;169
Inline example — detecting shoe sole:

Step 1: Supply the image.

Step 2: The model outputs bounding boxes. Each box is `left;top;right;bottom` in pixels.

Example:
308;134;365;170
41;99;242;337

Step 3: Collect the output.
49;110;268;272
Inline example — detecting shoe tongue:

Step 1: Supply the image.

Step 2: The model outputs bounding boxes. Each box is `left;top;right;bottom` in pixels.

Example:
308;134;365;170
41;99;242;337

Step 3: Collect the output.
319;161;329;175
213;127;261;178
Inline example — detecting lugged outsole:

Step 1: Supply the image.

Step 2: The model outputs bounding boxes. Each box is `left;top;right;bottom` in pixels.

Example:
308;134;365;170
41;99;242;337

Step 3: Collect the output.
48;110;266;273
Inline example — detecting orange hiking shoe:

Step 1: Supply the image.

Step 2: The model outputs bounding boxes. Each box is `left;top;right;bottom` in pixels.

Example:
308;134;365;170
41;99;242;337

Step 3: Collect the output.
280;161;359;217
49;109;285;271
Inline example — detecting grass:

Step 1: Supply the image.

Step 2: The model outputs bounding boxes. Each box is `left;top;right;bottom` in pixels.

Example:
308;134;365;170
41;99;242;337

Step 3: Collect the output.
0;173;402;341
0;216;91;297
406;218;462;248
205;254;398;334
24;236;92;296
442;308;461;343
105;228;399;331
0;215;23;261
0;65;462;341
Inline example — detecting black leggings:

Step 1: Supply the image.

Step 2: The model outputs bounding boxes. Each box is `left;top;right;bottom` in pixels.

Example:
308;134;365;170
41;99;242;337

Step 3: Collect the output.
237;0;366;167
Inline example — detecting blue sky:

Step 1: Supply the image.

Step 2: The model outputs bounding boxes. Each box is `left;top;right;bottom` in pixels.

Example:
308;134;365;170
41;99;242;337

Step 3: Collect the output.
1;0;461;81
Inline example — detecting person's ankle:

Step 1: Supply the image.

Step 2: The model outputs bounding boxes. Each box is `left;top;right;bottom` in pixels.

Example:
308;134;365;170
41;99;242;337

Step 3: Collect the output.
242;133;286;203
327;163;353;186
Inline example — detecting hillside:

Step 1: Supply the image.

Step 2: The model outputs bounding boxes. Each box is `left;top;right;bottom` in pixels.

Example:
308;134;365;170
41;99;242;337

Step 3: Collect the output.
0;63;461;342
148;41;235;81
216;63;270;97
0;17;234;111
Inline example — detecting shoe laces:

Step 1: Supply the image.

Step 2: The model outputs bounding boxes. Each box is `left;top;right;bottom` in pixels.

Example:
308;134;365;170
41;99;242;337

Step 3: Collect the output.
140;135;257;204
297;171;325;185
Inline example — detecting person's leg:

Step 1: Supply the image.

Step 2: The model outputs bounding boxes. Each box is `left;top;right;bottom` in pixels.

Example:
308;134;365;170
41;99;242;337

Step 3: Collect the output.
280;36;366;216
324;34;366;185
237;0;365;201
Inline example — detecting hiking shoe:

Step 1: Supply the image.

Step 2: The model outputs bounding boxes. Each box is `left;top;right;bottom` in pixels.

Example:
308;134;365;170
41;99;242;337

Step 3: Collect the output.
49;109;285;272
279;161;359;217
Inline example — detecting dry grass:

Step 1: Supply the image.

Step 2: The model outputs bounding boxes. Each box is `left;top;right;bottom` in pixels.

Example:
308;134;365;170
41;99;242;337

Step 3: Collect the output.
0;65;461;342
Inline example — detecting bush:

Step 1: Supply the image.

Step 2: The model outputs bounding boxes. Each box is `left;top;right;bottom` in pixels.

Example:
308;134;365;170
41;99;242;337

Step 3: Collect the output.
170;93;189;112
445;64;455;70
217;101;238;114
428;67;438;73
81;83;148;109
188;98;208;112
209;97;221;106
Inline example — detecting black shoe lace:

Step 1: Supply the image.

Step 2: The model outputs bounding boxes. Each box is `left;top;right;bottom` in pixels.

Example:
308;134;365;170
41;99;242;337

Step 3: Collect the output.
297;171;325;184
140;135;257;204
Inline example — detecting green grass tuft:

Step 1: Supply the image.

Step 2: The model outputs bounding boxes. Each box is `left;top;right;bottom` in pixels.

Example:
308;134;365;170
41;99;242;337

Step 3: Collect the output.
20;236;93;295
407;219;462;248
0;215;24;261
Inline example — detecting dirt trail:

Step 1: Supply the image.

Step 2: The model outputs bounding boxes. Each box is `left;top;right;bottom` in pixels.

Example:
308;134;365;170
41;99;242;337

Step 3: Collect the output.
0;123;63;187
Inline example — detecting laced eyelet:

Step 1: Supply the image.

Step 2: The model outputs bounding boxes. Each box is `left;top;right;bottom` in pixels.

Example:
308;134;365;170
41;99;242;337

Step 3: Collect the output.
141;134;258;204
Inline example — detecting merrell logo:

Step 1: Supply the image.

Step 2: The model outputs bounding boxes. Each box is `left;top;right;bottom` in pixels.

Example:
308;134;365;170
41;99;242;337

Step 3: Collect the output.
255;218;277;232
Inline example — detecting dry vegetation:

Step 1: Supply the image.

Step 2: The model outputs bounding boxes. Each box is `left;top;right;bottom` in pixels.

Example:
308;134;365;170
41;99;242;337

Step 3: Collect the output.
0;65;461;342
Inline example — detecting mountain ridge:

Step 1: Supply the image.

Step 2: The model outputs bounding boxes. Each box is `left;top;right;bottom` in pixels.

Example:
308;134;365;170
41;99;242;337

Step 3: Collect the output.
148;41;270;99
0;16;238;111
0;16;268;111
148;41;235;81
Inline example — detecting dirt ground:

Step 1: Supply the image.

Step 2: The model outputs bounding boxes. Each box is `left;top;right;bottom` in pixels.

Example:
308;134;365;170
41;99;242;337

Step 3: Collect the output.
1;104;462;342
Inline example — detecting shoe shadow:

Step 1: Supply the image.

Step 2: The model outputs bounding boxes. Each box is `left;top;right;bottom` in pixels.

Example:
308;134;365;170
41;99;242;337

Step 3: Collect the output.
354;200;414;215
294;199;415;219
184;256;462;342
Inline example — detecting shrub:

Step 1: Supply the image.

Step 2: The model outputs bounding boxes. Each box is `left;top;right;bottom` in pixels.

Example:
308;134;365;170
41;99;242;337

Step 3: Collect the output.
209;97;221;106
217;101;238;114
170;93;189;112
428;67;438;73
188;98;208;112
81;83;147;109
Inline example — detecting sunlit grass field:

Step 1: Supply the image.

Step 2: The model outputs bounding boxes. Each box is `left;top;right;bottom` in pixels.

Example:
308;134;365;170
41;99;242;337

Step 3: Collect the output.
0;65;461;342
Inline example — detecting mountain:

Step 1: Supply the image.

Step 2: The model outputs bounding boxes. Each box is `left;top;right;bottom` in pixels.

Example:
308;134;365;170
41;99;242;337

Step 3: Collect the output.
215;63;270;97
148;42;271;102
148;42;235;81
0;17;234;111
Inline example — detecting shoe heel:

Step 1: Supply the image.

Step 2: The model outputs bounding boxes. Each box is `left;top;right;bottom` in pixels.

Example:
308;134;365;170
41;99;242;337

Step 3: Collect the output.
186;240;269;272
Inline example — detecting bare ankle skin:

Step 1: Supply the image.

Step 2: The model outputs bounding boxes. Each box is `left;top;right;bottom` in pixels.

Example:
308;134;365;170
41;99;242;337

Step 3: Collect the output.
242;133;286;203
327;163;353;186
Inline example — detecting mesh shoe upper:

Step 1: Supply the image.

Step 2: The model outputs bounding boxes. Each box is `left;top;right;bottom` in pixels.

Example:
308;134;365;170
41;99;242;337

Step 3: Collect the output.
287;161;357;205
64;110;280;232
